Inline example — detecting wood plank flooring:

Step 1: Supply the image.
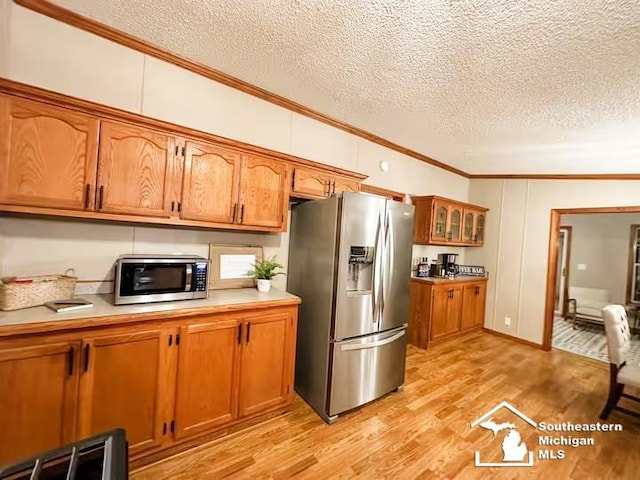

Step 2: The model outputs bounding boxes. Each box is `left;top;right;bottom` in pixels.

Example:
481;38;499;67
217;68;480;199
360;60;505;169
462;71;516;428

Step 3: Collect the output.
132;331;640;479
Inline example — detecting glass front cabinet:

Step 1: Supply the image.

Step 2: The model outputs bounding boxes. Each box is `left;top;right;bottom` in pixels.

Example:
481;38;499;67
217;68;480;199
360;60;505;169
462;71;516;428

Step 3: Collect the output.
411;195;488;246
629;225;640;305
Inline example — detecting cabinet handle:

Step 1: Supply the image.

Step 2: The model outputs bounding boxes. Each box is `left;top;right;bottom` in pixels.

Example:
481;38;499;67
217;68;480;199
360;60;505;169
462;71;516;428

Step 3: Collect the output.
67;347;74;376
240;204;245;223
177;202;181;213
168;334;173;346
83;344;90;372
237;323;243;345
163;422;167;435
171;201;175;212
84;184;91;209
232;203;237;222
98;186;104;209
246;322;251;343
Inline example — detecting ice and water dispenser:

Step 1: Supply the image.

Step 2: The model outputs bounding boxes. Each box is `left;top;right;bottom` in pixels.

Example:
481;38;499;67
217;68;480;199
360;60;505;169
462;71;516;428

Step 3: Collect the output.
346;246;375;292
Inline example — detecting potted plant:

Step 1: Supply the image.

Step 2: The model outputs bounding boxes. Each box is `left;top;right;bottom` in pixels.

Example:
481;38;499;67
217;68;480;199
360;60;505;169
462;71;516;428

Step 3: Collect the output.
247;256;284;292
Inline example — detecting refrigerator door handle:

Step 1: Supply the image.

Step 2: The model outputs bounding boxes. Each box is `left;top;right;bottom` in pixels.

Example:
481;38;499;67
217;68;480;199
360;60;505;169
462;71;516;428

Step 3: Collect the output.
381;204;392;318
340;330;405;351
371;208;384;324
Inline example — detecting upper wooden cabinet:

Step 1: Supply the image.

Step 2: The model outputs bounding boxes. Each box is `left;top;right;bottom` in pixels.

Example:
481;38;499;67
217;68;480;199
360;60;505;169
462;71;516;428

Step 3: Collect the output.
97;121;176;217
332;175;360;195
412;195;488;246
0;94;99;211
291;166;361;199
180;145;288;229
292;166;332;198
180;141;241;224
0;85;366;233
0;341;79;465
238;155;288;229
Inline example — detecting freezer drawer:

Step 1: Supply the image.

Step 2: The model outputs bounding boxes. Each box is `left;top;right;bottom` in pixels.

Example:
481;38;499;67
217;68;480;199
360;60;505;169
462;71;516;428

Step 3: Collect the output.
328;327;407;416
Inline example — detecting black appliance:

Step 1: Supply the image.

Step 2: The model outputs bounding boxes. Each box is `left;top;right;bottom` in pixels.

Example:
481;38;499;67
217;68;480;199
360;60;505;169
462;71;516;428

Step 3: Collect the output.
0;429;128;480
437;253;459;277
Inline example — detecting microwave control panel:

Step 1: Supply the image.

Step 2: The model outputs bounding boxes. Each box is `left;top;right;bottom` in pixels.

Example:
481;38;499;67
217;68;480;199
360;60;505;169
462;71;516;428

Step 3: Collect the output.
194;262;209;291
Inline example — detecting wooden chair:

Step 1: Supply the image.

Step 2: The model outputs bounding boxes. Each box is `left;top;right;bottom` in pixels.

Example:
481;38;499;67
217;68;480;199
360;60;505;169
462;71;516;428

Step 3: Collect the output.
599;305;640;420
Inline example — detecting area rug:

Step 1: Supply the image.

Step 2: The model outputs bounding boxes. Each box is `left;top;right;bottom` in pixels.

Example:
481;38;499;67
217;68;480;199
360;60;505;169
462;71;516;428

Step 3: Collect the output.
552;317;640;365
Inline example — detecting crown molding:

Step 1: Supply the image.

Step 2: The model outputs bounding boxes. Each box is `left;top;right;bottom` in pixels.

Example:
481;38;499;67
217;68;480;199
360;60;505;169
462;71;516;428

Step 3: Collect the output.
470;173;640;180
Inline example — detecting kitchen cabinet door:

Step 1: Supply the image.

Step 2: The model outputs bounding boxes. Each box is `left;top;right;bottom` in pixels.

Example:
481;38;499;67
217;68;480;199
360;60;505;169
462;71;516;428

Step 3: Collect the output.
97;121;175;217
77;329;170;457
474;213;486;246
447;287;464;331
461;284;482;331
332;176;360;195
472;283;487;327
0;94;99;211
173;318;241;440
180;141;241;224
291;167;332;198
237;155;288;229
429;289;452;340
239;310;294;417
0;342;80;465
462;210;475;243
430;287;463;340
447;205;463;243
431;200;449;242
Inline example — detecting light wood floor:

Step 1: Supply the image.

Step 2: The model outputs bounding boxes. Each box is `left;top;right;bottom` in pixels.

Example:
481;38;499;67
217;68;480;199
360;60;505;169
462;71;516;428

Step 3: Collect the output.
132;331;640;479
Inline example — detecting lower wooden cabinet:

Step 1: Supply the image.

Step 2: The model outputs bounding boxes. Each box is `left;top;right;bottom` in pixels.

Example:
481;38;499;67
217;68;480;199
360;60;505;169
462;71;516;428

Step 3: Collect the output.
238;310;293;417
0;342;79;465
408;278;488;348
461;283;487;331
430;286;463;341
76;329;170;457
0;304;298;467
173;318;241;440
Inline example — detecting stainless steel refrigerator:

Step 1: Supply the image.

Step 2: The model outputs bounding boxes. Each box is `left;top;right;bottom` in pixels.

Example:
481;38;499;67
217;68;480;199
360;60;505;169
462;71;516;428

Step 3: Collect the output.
288;192;414;423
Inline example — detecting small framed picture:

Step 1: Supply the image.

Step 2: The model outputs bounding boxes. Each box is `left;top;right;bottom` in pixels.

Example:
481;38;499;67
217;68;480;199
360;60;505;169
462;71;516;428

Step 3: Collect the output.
209;245;264;289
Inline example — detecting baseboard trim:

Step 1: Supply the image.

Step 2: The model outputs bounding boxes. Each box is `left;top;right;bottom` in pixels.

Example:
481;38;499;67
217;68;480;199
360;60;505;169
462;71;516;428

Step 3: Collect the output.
482;328;543;349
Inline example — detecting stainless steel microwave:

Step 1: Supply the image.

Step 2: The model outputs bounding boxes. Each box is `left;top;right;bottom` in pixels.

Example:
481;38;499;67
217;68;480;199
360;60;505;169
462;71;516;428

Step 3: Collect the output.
114;255;210;305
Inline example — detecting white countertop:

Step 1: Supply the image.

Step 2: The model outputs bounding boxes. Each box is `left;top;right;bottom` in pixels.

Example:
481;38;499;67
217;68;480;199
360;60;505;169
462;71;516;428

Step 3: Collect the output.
0;288;300;333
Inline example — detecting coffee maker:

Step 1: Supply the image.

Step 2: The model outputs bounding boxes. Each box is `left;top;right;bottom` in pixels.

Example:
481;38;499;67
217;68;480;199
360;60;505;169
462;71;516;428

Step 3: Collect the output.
437;253;459;278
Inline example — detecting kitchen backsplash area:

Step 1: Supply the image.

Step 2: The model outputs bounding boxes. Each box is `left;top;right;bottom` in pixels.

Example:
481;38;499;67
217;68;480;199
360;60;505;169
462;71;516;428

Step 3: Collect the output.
411;244;466;275
0;214;290;294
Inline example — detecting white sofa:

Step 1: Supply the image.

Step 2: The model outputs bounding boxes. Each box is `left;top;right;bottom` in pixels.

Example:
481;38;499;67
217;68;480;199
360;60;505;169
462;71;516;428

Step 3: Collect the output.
567;286;610;327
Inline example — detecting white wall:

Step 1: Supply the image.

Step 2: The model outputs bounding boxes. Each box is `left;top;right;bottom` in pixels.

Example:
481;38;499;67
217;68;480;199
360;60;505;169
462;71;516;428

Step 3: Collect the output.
561;213;640;304
467;179;640;345
0;2;469;292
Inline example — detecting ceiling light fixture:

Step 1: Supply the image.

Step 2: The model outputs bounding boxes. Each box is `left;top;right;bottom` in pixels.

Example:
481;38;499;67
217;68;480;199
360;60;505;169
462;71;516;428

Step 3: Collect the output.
379;160;389;172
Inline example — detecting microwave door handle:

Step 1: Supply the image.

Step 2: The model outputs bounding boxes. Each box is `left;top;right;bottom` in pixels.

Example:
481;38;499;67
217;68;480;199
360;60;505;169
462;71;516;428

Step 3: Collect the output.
185;265;193;292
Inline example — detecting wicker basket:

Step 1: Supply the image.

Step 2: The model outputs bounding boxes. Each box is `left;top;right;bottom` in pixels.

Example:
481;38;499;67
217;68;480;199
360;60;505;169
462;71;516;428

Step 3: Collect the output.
0;273;77;311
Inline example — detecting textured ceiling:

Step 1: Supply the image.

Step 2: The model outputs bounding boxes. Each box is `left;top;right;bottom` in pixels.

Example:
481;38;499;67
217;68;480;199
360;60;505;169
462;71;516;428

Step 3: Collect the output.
49;0;640;174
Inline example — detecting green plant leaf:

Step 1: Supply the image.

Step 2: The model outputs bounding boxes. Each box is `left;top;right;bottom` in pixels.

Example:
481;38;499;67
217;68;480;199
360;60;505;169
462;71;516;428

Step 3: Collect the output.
246;255;285;280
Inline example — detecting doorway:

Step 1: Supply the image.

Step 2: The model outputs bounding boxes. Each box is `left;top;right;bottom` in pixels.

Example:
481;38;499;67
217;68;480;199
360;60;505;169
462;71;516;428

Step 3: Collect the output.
544;207;640;353
554;226;572;317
